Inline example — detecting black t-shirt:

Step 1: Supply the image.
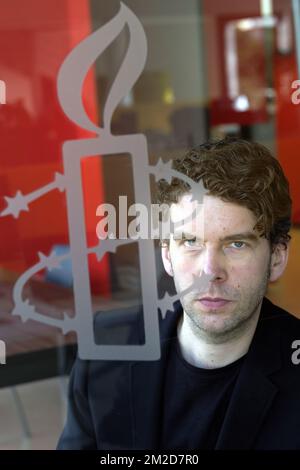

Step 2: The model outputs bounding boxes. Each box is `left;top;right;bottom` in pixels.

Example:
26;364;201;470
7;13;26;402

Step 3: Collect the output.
159;337;245;450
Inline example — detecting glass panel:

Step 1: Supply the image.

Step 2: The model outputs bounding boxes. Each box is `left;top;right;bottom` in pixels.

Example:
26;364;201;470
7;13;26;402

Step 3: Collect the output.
0;0;299;451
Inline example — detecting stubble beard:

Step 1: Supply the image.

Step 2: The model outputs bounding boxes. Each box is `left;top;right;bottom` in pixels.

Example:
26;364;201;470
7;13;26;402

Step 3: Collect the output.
173;260;271;344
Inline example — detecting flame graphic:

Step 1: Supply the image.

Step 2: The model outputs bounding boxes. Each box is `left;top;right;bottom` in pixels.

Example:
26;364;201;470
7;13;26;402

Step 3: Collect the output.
57;2;147;134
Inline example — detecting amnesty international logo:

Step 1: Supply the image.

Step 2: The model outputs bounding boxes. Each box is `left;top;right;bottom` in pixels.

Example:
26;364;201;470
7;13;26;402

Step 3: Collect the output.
0;3;208;361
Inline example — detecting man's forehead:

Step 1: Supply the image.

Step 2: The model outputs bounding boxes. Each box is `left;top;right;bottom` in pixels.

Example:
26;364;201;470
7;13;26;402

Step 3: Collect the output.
170;193;259;239
171;194;253;218
170;194;201;222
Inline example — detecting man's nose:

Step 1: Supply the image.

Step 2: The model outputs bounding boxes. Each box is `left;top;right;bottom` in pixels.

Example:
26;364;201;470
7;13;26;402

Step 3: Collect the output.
200;247;227;282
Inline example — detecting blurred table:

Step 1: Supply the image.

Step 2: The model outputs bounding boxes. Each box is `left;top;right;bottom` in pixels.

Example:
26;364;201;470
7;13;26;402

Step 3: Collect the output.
0;278;138;388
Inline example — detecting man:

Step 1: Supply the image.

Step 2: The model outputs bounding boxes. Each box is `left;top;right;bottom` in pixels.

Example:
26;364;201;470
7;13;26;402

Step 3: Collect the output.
57;138;300;450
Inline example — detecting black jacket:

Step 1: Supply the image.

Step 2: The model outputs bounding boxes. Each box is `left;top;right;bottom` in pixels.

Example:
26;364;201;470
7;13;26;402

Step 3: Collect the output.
57;297;300;450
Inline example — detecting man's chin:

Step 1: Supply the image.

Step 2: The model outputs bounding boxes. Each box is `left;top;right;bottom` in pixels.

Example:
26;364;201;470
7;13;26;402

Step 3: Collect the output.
186;304;247;338
196;316;237;334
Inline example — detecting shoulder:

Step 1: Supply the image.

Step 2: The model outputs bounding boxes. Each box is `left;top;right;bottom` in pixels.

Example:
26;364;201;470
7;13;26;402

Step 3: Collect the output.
260;297;300;368
72;300;183;376
261;296;300;334
92;299;183;350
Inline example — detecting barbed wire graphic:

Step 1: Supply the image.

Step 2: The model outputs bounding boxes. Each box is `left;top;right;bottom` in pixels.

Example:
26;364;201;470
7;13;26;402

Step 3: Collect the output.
0;160;206;327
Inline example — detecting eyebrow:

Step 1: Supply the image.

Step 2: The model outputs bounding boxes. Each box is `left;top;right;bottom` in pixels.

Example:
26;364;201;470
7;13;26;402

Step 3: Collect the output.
220;232;260;242
174;231;260;243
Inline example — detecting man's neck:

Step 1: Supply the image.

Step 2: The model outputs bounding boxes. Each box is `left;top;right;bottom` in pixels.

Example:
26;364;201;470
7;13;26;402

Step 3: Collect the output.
177;307;261;369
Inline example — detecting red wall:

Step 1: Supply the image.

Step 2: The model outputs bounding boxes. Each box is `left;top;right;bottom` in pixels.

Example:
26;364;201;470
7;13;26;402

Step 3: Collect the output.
0;0;110;294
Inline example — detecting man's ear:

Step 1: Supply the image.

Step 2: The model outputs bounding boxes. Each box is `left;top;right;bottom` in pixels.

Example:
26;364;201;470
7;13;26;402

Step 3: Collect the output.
269;242;290;282
161;243;174;277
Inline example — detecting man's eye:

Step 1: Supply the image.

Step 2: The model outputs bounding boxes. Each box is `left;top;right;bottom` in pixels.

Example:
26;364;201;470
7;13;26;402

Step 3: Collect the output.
183;238;198;247
230;241;246;249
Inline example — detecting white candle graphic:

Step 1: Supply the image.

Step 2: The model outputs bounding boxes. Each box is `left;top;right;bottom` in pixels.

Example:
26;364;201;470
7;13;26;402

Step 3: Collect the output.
56;2;163;360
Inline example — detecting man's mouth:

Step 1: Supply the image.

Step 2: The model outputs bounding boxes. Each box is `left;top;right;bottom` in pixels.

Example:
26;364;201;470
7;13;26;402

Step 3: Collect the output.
197;297;232;309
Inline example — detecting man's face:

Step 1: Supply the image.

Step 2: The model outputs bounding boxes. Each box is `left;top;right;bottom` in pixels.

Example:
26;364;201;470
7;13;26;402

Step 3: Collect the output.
161;194;288;341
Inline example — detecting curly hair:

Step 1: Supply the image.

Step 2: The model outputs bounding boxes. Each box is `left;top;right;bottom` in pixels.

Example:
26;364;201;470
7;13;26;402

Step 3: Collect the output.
156;138;292;247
